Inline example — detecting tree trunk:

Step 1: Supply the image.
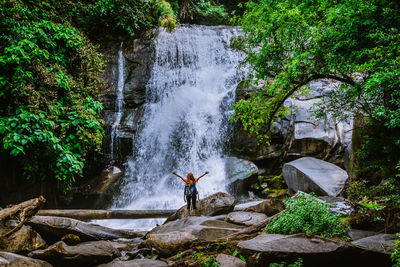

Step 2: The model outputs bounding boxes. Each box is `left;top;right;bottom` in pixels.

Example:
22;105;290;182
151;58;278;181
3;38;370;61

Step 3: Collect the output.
0;196;46;237
36;209;176;220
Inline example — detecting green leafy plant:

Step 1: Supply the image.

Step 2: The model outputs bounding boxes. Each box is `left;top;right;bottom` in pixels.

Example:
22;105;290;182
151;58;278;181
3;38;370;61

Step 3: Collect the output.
202;257;220;267
269;258;303;267
232;250;246;263
266;193;349;240
392;233;400;267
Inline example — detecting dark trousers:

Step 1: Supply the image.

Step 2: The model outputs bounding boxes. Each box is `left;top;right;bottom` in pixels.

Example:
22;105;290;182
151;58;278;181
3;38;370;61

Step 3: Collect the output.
186;194;197;210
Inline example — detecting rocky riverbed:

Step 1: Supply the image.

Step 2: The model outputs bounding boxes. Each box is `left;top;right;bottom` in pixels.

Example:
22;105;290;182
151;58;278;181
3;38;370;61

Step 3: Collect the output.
0;190;397;266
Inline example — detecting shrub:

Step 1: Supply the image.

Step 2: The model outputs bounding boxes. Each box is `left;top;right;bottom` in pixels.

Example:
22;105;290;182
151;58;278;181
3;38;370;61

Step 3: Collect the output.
266;193;349;239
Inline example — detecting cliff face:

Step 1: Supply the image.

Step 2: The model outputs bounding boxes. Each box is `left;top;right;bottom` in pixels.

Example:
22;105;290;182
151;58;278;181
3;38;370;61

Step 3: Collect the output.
233;79;353;172
100;31;155;165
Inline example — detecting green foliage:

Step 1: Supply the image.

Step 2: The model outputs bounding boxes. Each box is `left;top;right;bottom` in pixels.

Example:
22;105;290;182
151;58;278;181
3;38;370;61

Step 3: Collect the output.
202;257;220;267
269;258;303;267
266;193;349;239
0;0;176;187
231;250;246;263
168;0;229;25
191;251;219;267
391;233;400;267
232;0;400;155
347;177;400;208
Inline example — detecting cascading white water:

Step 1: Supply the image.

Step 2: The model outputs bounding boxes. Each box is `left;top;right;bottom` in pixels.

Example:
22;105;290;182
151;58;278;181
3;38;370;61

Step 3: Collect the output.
110;42;125;159
99;25;246;230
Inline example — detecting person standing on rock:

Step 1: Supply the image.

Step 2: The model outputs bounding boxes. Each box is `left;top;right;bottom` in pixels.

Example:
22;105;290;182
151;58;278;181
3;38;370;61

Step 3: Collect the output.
172;171;209;216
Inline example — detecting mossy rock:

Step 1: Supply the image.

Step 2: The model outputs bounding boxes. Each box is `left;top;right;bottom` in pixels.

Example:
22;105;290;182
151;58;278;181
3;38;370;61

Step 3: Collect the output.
261;189;287;198
61;234;81;245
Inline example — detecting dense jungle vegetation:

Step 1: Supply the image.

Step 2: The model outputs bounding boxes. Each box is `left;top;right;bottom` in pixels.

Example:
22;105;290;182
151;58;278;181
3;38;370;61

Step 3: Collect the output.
232;0;400;214
1;0;399;229
0;0;235;189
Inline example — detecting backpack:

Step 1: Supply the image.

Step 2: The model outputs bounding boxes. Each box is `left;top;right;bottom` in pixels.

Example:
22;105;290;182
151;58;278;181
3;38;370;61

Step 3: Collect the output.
184;183;199;202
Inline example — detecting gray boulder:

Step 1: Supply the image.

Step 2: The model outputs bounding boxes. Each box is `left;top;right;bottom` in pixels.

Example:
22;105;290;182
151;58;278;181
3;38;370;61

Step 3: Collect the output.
0;252;52;267
29;240;134;266
0;222;47;253
283;157;348;196
352;233;399;254
225;157;258;196
28;216;139;244
147;216;242;255
238;233;392;266
97;258;167;267
216;254;246;267
226;211;268;226
166;192;236;222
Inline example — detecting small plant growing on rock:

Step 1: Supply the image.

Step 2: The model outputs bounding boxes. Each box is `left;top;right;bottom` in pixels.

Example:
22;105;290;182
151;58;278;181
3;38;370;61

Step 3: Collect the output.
265;192;349;239
269;258;303;267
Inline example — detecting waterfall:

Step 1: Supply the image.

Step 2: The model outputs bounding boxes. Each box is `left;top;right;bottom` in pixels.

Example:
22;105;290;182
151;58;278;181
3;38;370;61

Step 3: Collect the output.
110;42;125;160
100;25;246;230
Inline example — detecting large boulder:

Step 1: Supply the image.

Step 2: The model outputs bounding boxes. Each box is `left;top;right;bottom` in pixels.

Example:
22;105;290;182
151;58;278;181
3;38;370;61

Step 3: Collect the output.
28;216;139;244
166;192;236;222
216;254;246;267
225;157;258;196
237;233;391;267
147;216;242;256
97;258;167;267
282;157;348;196
29;240;134;267
0;252;52;267
0;221;47;253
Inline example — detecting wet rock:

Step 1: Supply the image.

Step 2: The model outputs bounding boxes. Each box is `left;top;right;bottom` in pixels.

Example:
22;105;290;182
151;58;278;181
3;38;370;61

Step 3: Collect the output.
97;258;167;267
234;200;265;211
237;233;390;266
147;216;241;255
225;157;258;196
166;192;236;222
28;216;139;244
283;157;348;196
0;221;47;253
318;196;354;215
28;240;131;266
216;254;246;267
226;211;268;226
352;234;399;254
0;251;52;267
101;35;154;164
81;166;123;195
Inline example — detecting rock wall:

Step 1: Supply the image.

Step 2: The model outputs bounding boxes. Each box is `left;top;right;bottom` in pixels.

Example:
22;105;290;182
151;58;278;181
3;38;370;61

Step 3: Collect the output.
232;79;353;172
100;31;155;165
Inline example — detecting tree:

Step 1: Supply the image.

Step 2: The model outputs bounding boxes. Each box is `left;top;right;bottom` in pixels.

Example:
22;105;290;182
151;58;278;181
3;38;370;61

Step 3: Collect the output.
232;0;400;174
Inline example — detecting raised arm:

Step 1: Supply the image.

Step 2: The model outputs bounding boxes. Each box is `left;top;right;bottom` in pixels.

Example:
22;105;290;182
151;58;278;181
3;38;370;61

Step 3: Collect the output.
172;171;186;183
195;171;209;182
